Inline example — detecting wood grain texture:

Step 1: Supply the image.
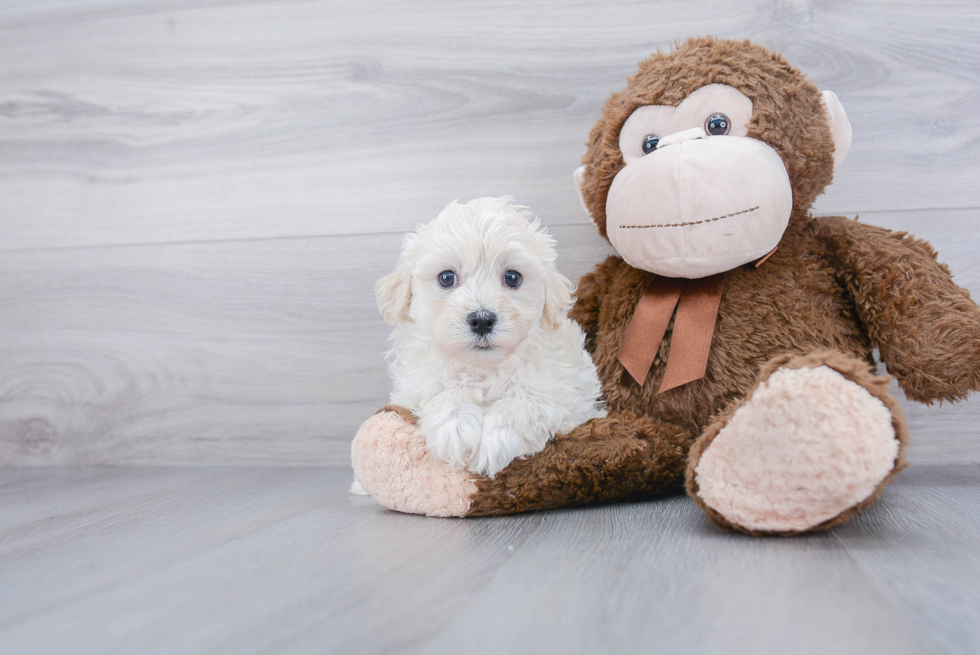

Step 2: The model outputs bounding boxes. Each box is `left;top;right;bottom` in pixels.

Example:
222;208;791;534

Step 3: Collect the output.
0;0;978;249
1;465;978;654
833;465;980;655
1;0;980;465
0;224;615;465
2;210;979;466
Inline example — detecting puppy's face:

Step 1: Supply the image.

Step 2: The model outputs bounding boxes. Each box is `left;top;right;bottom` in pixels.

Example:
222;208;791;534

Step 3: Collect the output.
377;198;572;364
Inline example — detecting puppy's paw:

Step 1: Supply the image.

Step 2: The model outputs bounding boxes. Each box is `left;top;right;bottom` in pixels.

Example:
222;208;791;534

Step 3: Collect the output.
423;404;483;470
470;414;527;478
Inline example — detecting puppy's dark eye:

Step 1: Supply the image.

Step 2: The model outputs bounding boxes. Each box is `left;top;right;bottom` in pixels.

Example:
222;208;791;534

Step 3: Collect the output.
705;113;731;136
438;270;457;288
503;270;522;288
642;134;659;154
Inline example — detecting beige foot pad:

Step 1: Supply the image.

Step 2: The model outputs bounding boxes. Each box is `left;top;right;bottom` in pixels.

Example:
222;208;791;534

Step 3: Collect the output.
351;411;477;518
694;365;900;533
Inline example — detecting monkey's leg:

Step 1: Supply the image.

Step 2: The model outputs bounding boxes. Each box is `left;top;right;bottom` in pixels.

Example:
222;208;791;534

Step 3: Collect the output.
351;406;692;518
466;412;692;516
686;350;908;536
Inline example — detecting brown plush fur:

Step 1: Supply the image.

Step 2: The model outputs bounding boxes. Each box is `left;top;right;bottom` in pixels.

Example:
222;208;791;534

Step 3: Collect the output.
376;404;418;425
814;219;980;403
467;412;691;516
461;37;980;529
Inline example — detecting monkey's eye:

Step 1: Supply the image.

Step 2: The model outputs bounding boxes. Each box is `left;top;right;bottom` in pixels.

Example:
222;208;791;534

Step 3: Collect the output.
438;270;457;288
503;270;522;288
641;134;660;154
705;113;731;136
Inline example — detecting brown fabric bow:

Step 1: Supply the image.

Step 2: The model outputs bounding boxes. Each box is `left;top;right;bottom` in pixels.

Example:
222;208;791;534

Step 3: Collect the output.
617;273;726;393
617;248;777;393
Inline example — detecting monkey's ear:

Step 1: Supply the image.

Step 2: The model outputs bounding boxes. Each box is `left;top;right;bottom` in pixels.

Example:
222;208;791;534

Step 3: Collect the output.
821;90;853;172
376;258;413;326
573;166;591;216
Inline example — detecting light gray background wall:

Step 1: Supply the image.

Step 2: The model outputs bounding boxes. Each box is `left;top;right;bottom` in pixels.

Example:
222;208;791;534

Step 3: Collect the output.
1;0;978;466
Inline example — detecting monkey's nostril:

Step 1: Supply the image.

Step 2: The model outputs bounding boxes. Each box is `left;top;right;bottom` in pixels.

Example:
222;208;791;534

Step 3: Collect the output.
467;310;497;336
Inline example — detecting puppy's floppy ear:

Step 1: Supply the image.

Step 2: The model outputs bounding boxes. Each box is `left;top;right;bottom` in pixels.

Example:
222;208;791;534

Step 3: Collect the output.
376;254;413;327
542;266;574;330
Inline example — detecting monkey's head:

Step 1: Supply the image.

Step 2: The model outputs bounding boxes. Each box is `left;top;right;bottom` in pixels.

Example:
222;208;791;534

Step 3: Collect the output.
575;37;852;279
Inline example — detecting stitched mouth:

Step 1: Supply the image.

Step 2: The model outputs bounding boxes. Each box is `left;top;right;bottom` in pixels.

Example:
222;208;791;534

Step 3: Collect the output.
621;205;759;229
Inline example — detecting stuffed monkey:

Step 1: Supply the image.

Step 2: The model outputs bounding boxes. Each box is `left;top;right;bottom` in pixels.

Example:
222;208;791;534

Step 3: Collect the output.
352;37;980;535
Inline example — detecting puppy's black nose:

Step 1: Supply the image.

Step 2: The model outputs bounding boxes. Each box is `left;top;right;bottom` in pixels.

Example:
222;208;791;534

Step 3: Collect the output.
467;310;497;336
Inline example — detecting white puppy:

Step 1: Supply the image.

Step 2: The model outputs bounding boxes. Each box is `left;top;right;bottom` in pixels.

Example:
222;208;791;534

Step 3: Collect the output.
375;197;606;478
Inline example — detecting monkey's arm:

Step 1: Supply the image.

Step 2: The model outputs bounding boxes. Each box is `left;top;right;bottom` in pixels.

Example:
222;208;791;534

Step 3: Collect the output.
816;215;980;403
569;255;623;354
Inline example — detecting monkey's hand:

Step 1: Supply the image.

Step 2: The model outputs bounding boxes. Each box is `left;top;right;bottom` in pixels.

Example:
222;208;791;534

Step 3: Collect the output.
817;215;980;403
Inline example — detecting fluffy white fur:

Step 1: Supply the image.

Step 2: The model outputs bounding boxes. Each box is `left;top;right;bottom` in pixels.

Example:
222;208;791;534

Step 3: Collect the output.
376;197;606;478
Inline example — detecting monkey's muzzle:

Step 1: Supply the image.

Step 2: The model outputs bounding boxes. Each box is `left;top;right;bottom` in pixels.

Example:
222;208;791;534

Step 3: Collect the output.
605;131;793;279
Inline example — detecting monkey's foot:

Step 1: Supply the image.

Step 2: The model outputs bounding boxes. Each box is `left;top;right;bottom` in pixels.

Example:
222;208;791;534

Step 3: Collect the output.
351;407;477;518
687;351;906;535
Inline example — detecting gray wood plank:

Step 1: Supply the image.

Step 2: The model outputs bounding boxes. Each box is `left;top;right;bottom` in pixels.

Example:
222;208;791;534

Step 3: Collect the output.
0;0;979;249
0;467;546;655
3;466;977;654
0;224;614;466
834;465;980;655
2;210;979;466
0;468;338;627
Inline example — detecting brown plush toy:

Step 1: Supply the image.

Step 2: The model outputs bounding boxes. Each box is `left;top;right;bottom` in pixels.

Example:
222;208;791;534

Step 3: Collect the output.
351;37;980;535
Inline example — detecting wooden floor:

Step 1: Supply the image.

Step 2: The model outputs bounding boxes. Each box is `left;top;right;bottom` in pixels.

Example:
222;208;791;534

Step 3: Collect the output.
2;3;979;651
1;465;978;655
